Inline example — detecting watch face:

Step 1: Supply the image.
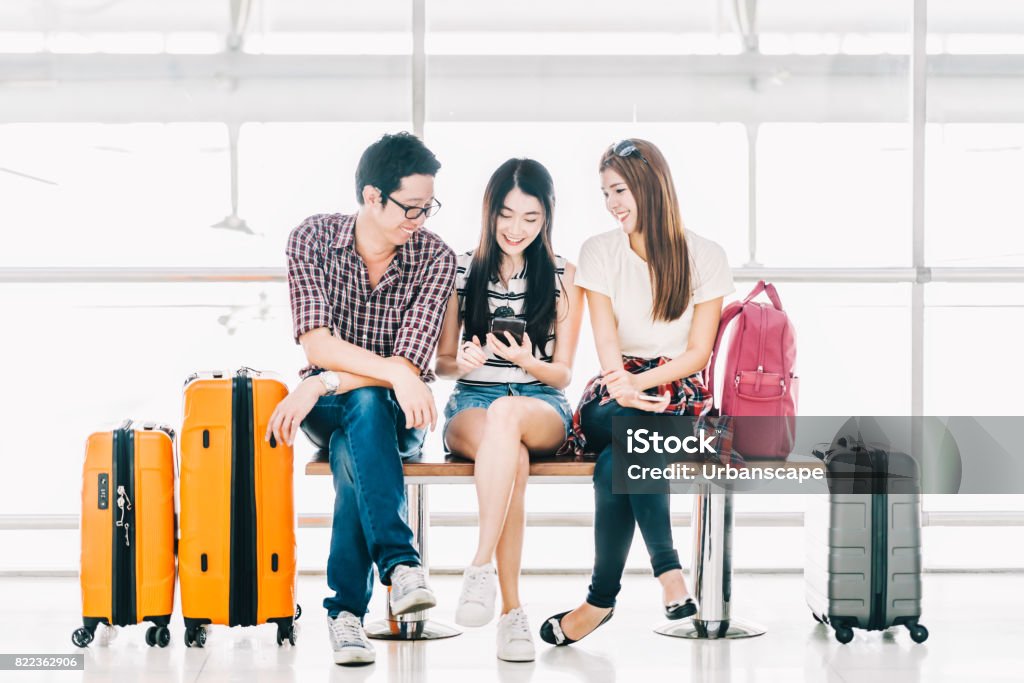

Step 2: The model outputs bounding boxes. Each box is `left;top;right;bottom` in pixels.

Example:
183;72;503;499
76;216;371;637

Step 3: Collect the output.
321;372;338;392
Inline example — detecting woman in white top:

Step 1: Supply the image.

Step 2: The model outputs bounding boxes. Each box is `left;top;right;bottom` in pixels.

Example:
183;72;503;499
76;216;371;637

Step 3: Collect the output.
435;158;584;661
540;139;735;646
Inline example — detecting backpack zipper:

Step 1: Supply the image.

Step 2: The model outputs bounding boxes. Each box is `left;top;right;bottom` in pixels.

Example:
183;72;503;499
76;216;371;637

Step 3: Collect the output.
754;304;768;391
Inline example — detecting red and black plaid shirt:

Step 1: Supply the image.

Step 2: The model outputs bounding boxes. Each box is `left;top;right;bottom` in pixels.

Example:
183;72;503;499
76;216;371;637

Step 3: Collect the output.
557;357;742;465
286;213;457;382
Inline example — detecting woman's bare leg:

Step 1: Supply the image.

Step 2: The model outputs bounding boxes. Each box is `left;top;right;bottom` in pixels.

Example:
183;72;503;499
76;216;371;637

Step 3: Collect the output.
468;396;565;567
494;445;530;613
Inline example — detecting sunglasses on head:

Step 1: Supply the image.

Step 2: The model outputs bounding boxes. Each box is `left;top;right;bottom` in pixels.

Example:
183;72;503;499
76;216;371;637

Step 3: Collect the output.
611;139;649;166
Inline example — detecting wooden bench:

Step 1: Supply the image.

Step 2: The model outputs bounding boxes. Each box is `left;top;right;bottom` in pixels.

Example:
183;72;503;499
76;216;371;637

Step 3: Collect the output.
305;450;594;480
306;450;595;640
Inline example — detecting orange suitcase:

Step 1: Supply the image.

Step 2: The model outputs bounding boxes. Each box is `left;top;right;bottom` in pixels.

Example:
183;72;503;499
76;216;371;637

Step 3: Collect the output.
179;368;298;647
74;421;176;648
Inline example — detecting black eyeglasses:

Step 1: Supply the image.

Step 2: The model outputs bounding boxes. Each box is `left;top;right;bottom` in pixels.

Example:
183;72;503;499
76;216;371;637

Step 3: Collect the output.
612;139;649;166
384;193;442;220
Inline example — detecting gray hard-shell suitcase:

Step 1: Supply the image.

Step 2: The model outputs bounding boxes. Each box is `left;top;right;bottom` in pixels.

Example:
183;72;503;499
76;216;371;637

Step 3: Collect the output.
804;437;929;644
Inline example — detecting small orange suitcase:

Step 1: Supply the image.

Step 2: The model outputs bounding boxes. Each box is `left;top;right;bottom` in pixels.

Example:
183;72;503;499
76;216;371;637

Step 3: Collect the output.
74;421;176;648
179;368;298;647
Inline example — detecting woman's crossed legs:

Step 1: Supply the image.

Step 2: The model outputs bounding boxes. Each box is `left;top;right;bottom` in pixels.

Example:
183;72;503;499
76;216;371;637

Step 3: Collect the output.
445;395;566;613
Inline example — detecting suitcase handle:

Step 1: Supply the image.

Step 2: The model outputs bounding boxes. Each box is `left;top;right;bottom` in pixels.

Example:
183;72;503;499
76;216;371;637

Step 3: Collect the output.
141;422;177;439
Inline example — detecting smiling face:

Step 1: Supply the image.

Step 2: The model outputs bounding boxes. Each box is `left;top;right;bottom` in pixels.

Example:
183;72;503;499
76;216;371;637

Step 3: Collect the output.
365;173;436;247
601;167;638;234
495;186;545;258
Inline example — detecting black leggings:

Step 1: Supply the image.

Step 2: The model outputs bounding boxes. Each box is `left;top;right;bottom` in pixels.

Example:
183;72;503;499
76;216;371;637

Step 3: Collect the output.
583;399;681;609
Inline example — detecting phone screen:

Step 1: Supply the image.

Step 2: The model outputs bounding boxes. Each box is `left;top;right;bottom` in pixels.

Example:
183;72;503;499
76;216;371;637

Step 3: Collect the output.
490;317;526;345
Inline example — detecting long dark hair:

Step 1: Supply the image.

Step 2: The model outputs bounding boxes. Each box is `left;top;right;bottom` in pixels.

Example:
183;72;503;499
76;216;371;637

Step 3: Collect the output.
600;138;691;322
463;158;558;355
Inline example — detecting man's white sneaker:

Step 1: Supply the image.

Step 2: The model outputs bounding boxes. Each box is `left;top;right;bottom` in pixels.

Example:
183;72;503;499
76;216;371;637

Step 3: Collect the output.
455;563;498;627
327;612;375;666
388;564;437;616
496;608;535;662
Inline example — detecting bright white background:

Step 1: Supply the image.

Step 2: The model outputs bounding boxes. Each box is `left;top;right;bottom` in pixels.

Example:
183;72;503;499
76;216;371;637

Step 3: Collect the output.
1;0;1023;573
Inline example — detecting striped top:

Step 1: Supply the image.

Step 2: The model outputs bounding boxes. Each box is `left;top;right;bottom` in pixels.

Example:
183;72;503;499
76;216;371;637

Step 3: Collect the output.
455;250;566;386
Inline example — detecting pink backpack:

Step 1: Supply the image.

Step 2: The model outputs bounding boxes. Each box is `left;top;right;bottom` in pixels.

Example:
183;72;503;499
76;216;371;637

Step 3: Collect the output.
704;281;798;458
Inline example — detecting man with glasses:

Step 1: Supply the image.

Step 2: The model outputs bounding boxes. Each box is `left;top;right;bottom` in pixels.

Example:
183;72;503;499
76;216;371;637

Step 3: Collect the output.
268;132;456;666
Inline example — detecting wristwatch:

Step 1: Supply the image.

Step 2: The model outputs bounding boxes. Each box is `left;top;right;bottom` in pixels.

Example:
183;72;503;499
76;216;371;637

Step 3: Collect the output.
318;371;340;395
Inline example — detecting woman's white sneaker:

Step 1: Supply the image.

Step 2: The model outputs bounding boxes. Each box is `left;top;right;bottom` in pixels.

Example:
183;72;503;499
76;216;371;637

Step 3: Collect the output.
327;612;375;666
496;608;535;662
455;563;497;627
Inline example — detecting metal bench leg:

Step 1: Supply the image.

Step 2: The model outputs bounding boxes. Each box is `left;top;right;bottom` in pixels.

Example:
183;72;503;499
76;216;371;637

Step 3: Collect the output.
655;484;765;639
366;482;461;640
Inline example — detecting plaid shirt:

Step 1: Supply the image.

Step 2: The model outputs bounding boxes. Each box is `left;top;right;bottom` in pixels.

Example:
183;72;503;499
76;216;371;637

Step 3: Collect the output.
286;213;457;382
558;356;740;466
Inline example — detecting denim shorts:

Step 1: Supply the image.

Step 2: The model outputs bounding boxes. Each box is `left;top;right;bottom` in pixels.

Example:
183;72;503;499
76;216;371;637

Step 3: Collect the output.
443;382;574;440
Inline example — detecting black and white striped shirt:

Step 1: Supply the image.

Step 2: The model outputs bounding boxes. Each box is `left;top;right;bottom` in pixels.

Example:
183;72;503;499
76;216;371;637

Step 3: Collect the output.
455;250;566;386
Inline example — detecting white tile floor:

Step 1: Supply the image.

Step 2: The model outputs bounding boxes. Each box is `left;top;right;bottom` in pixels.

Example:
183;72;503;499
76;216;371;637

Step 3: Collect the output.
4;572;1022;682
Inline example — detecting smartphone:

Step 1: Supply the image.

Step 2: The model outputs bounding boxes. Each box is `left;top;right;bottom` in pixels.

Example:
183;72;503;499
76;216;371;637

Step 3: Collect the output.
636;392;667;402
490;317;526;345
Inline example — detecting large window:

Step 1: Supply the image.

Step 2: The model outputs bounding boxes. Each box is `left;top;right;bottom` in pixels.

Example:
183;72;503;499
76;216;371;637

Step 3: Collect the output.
1;0;1021;573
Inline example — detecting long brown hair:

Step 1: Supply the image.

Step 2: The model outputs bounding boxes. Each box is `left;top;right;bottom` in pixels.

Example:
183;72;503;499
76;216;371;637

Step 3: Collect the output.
600;139;691;322
464;158;558;355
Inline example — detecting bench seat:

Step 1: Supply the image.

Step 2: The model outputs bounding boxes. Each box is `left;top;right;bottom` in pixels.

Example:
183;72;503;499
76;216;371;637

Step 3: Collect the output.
305;451;595;480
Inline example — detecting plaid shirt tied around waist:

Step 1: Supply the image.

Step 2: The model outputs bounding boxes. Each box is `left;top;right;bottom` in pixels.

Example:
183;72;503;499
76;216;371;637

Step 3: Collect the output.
558;355;739;466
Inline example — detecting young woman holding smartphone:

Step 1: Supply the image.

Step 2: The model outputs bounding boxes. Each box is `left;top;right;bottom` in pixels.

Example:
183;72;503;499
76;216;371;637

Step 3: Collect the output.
540;139;734;646
435;158;584;661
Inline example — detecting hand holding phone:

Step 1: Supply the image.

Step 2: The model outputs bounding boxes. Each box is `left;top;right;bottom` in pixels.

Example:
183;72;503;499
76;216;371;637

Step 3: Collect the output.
629;390;671;413
635;392;666;402
489;316;526;346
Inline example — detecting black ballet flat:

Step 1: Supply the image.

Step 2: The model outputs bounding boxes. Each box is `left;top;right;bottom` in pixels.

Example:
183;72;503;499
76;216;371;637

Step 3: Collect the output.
664;597;698;620
540;608;614;646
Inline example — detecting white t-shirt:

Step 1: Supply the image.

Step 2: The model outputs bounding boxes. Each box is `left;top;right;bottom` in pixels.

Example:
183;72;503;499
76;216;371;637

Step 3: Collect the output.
575;228;734;359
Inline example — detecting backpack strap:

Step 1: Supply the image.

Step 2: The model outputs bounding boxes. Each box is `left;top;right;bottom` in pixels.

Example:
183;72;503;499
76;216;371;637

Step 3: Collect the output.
703;280;785;406
703;300;744;408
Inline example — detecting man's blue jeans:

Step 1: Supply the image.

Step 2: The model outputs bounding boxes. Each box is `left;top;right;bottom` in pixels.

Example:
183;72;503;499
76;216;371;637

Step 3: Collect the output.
300;386;425;618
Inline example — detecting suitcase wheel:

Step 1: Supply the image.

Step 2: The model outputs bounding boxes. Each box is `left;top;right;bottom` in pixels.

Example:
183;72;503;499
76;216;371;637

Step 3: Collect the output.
276;623;297;647
834;626;855;644
184;625;208;648
295;604;302;621
907;622;929;644
71;627;93;648
146;626;171;648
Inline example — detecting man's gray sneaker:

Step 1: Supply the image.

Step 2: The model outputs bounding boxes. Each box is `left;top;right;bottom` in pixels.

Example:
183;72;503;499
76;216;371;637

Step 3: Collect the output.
389;564;437;616
328;612;375;666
